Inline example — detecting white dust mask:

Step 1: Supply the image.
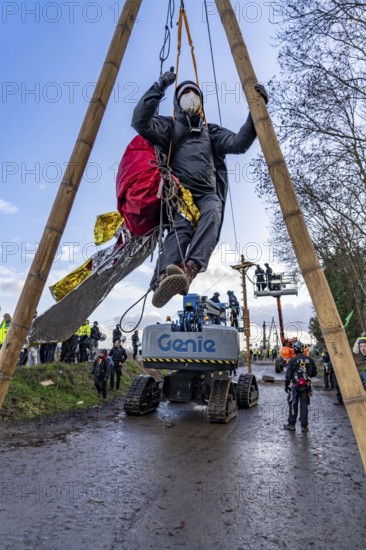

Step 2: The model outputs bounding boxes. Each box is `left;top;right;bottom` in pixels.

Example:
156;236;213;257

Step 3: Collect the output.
179;91;201;116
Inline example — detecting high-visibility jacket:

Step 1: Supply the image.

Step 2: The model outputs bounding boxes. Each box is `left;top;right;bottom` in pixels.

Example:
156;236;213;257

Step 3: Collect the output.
0;320;11;345
76;324;91;338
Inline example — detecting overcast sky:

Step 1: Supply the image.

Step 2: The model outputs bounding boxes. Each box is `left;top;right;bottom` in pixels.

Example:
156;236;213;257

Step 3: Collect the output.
0;0;314;347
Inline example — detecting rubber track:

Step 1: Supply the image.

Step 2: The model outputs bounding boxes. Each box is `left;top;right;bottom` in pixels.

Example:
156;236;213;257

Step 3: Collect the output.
208;379;237;423
237;374;259;409
124;375;159;416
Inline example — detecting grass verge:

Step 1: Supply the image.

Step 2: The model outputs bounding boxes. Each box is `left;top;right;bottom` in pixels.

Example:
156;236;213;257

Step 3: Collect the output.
0;360;163;421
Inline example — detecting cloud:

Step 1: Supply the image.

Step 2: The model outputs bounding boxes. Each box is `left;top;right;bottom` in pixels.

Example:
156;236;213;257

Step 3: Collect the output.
0;279;24;295
0;199;18;214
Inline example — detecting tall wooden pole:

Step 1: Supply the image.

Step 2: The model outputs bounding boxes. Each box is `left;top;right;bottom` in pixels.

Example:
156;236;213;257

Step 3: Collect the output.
215;0;366;469
0;0;143;407
232;256;255;374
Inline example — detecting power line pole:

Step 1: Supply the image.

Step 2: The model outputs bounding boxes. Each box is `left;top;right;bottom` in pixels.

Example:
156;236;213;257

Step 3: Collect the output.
231;255;255;373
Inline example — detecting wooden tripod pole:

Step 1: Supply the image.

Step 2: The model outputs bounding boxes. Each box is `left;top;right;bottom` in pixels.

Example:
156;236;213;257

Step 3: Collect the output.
0;0;143;408
215;0;366;469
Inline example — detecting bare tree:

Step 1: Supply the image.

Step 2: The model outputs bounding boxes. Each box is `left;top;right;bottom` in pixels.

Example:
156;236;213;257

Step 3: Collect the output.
253;0;366;337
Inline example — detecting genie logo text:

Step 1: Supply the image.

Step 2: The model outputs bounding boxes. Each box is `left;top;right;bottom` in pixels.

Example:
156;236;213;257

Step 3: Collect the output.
158;334;216;354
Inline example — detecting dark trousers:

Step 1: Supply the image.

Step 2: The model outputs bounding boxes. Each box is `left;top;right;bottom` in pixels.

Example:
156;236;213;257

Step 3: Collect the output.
151;193;222;286
79;342;89;363
45;343;57;363
324;365;336;389
230;310;239;328
288;390;310;427
95;377;107;399
334;374;343;404
110;365;122;390
40;343;48;364
133;346;138;360
61;336;77;363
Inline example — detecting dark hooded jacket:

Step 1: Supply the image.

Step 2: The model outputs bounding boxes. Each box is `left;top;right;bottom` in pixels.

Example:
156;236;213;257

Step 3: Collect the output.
131;80;257;218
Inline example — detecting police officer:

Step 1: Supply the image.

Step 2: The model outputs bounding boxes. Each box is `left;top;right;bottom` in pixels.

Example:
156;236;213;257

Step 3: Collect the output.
132;330;140;360
227;290;240;328
255;265;266;291
284;341;317;432
210;292;221;303
109;339;127;391
322;349;335;390
264;263;273;290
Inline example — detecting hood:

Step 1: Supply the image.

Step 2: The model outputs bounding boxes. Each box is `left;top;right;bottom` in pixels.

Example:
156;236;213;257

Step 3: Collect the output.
174;80;204;117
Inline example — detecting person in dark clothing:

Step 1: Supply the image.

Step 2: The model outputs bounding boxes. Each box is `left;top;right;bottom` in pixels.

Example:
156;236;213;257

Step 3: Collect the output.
92;349;111;400
131;71;268;308
322;350;335;390
132;330;140;360
210;292;221;303
60;334;78;363
227;290;240;328
284;341;317;432
40;343;48;364
113;324;122;344
109;339;128;391
45;343;57;363
264;263;273;290
255;265;266;291
90;321;102;361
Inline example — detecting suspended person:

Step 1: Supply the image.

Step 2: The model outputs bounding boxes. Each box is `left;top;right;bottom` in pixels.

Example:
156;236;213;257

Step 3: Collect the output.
109;339;128;391
284;341;317;432
131;71;268;308
255;265;266;291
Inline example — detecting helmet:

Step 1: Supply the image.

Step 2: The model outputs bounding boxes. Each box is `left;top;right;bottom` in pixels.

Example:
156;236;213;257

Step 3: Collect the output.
293;341;304;353
214;292;220;296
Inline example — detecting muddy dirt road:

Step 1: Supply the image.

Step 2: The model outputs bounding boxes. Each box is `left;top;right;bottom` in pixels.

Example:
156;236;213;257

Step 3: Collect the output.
1;369;365;550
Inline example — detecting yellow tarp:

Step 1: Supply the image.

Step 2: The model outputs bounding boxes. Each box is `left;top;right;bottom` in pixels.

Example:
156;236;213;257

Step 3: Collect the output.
50;258;93;302
94;212;124;245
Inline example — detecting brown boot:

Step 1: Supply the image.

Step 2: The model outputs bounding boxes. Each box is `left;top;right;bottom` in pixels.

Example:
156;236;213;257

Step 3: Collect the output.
183;259;199;285
152;265;189;308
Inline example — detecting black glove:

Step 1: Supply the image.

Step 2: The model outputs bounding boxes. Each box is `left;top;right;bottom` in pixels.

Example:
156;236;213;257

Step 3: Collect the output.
255;84;268;105
158;70;176;92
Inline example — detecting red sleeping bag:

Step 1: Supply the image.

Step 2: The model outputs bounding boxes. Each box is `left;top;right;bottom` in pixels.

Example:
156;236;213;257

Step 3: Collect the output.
116;136;162;237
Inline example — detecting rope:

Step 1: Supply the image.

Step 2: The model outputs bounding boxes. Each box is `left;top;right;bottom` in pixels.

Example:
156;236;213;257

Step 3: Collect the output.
203;0;238;247
168;3;203;165
119;289;151;334
159;0;176;76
